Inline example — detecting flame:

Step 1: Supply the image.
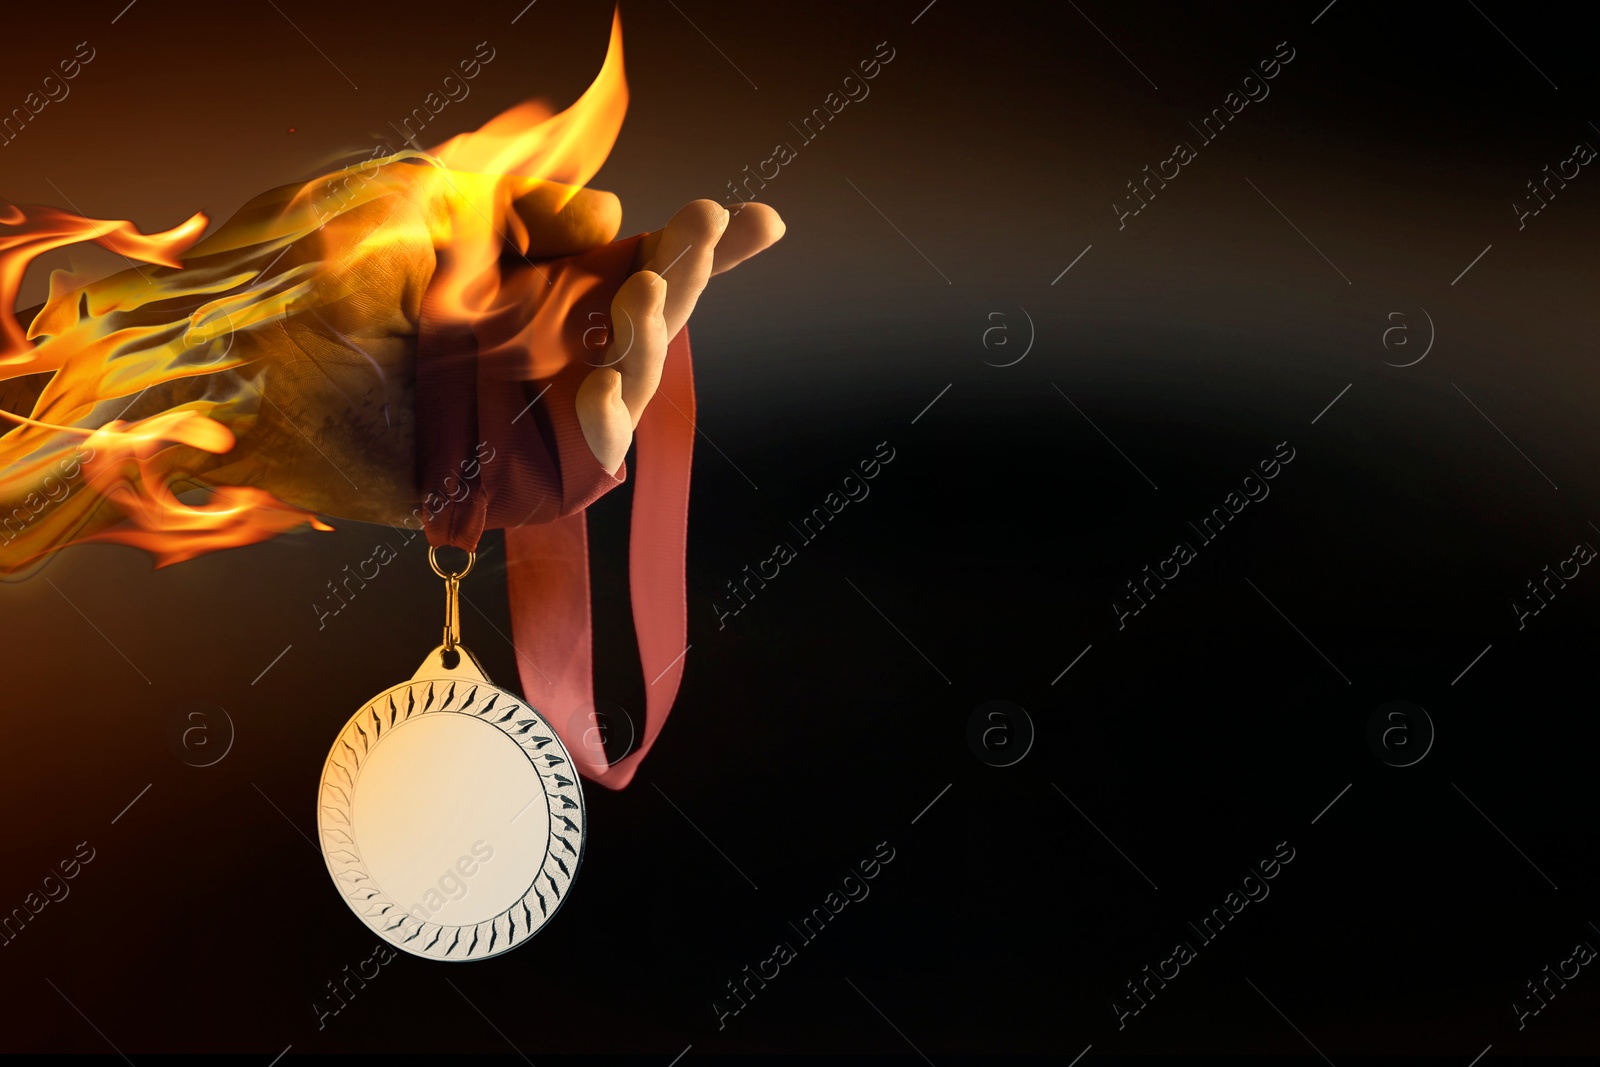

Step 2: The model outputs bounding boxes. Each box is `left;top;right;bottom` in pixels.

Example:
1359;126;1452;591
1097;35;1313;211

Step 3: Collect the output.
429;9;626;198
420;9;628;347
76;412;336;566
0;9;628;577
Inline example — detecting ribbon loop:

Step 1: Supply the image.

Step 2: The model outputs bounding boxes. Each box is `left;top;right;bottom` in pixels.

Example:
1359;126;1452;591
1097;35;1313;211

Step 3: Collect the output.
416;234;693;789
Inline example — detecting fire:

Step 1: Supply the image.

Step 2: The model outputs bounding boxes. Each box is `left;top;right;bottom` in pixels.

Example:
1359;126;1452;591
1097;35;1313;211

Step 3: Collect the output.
0;10;629;577
429;10;626;200
417;10;627;376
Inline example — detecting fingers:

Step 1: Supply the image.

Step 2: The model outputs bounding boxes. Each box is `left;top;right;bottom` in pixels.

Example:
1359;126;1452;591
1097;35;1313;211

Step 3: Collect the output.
637;199;728;339
575;269;668;474
575;197;784;470
633;201;786;278
608;270;670;427
507;179;622;258
575;367;630;476
712;202;786;275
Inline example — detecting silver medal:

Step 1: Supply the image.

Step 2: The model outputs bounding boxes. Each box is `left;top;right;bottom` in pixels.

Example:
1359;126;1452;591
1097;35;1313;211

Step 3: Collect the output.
317;549;585;960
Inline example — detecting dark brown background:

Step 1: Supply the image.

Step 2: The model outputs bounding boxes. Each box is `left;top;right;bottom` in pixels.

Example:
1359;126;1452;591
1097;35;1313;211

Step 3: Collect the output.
2;0;1598;1061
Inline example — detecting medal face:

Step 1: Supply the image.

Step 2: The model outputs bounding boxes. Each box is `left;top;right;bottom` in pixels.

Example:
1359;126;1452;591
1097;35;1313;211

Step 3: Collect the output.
317;645;585;961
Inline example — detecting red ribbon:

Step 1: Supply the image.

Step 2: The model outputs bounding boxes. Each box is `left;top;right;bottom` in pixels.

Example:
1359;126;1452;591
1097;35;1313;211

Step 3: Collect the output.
416;233;693;790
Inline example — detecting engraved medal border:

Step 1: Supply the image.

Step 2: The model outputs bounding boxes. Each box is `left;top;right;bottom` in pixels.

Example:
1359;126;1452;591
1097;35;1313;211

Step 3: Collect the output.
317;644;587;961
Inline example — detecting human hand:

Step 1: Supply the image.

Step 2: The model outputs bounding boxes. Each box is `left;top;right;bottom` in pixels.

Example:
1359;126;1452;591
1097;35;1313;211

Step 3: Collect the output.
3;156;783;542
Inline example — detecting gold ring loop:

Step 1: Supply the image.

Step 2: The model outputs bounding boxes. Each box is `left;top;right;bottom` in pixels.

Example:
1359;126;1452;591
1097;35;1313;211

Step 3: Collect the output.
427;546;476;581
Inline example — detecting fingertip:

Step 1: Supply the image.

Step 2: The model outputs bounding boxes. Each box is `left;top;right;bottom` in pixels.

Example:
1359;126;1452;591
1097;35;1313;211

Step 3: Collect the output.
577;187;623;242
575;364;625;423
675;198;731;235
575;366;630;475
588;365;623;397
510;181;622;256
619;270;669;323
709;202;786;275
632;268;666;296
735;201;785;242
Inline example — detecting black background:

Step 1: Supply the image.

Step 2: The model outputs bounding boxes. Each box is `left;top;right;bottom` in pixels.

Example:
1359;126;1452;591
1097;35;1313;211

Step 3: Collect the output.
1;0;1597;1061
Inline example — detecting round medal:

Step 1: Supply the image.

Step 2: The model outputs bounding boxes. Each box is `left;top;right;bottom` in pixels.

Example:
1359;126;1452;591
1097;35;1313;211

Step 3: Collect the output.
317;552;585;960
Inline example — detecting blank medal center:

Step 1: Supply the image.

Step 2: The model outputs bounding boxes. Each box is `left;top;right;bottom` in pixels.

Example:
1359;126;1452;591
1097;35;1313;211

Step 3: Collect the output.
353;712;548;928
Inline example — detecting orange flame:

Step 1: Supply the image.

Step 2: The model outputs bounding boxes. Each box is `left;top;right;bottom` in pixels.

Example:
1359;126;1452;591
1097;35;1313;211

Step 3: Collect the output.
430;9;626;197
420;9;627;341
0;9;628;577
76;411;335;565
